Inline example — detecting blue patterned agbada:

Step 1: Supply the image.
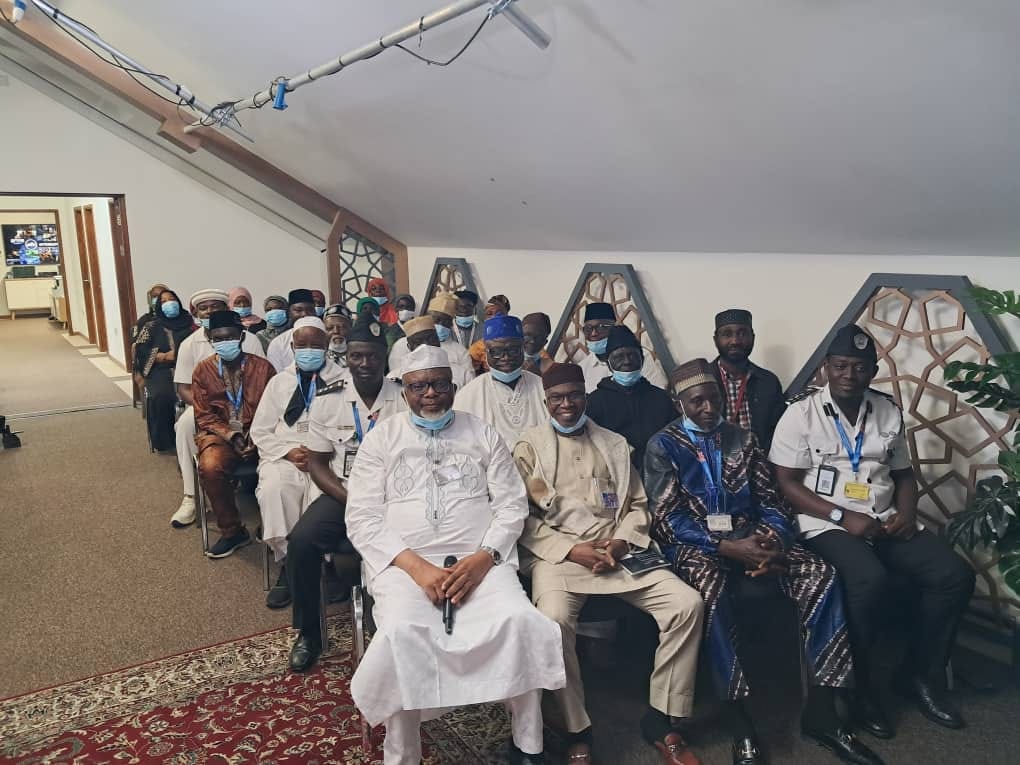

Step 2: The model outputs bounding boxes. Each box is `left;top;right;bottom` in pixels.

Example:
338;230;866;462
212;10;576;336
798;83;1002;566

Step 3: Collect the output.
645;419;853;699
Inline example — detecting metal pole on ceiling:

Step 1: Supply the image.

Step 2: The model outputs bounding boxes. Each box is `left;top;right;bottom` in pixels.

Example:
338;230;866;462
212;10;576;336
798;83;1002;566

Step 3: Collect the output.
22;0;253;141
181;0;550;135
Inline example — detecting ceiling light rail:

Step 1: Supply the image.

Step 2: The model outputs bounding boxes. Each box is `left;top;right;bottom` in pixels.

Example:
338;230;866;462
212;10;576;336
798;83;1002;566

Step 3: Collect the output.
177;0;550;137
5;0;253;141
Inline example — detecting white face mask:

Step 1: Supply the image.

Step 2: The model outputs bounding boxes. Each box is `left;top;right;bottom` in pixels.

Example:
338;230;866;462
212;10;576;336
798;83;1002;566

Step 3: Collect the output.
398;309;415;323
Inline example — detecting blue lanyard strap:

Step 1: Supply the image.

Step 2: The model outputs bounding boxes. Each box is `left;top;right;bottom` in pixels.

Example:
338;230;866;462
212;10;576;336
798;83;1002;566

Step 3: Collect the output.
218;357;245;415
682;423;723;493
351;402;376;442
828;402;870;476
297;372;317;413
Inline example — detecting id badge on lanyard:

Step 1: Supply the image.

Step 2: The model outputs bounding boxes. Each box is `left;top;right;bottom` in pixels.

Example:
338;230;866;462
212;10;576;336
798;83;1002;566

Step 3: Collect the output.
220;357;245;433
825;402;872;501
344;402;376;478
684;424;731;531
296;372;316;434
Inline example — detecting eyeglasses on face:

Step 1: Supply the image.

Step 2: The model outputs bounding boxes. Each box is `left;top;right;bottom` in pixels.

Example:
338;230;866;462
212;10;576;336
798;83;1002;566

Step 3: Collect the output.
582;322;615;336
547;391;586;406
486;346;523;360
405;379;454;395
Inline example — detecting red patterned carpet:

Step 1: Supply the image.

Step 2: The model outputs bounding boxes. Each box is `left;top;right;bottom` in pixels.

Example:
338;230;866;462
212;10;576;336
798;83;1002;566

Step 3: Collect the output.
0;614;512;764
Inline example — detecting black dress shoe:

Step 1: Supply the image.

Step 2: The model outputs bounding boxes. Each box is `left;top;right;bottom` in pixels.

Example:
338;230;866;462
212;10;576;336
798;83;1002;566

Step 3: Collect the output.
265;565;291;609
288;634;321;673
850;693;895;739
801;726;884;765
507;740;545;764
732;735;765;764
893;674;965;729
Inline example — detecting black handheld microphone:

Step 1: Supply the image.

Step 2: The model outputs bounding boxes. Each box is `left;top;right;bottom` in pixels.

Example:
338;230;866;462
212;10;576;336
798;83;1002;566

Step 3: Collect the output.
443;555;458;634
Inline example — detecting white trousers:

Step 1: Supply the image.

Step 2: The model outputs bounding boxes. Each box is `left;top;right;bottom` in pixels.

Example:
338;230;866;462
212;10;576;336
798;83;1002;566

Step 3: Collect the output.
175;406;197;495
255;458;310;561
381;689;543;765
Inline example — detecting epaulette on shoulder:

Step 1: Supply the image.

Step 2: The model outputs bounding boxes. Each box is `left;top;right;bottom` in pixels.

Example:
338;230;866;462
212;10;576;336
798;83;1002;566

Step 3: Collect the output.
868;386;896;402
786;386;822;405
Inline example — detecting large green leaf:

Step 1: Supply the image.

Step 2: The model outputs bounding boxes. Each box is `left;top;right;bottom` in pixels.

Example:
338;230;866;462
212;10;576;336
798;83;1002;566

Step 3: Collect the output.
997;534;1020;596
971;287;1020;319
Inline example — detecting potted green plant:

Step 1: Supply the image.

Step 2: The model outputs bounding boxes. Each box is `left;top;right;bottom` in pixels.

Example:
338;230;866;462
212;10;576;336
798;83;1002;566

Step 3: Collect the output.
944;287;1020;601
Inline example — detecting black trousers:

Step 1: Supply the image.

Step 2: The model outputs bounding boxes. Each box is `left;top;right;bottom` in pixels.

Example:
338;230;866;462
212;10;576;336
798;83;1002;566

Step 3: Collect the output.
286;494;350;643
805;528;975;688
144;367;177;451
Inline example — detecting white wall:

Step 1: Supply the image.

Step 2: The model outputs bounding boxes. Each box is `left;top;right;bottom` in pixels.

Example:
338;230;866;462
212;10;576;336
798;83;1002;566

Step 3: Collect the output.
409;248;1020;385
0;76;327;331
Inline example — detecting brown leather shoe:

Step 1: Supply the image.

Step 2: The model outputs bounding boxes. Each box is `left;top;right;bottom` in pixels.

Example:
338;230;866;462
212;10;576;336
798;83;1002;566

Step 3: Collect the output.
565;741;592;764
654;732;701;765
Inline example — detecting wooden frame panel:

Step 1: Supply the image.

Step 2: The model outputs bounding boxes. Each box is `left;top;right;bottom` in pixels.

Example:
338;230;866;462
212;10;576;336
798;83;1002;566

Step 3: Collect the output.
421;257;481;317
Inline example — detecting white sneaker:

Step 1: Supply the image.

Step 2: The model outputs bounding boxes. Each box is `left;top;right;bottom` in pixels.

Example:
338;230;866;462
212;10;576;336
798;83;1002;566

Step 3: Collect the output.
171;495;197;528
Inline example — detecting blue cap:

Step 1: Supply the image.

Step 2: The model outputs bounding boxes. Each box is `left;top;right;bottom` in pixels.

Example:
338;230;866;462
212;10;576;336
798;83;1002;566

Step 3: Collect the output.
484;314;524;341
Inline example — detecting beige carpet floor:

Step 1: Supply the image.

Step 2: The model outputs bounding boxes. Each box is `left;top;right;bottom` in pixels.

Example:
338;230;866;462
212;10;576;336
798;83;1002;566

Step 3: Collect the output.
1;316;1017;763
0;318;129;414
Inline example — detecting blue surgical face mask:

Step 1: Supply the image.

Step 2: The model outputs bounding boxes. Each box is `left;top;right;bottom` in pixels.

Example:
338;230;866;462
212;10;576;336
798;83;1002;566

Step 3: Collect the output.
435;325;452;342
213;339;242;362
373;295;388;306
612;369;643;387
161;301;181;319
200;317;211;331
587;338;608;355
234;306;252;318
294;348;326;372
266;308;288;327
683;415;723;434
551;413;589;435
455;315;475;329
409;408;454;431
525;352;542;364
315;306;325;317
490;366;523;384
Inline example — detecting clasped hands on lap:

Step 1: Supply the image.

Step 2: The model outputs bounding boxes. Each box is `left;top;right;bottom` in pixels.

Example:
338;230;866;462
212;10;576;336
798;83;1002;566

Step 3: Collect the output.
395;549;496;606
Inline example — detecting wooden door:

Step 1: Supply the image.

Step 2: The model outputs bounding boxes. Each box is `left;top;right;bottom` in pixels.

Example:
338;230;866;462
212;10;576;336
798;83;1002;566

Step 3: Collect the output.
73;206;98;344
109;197;137;368
81;205;108;353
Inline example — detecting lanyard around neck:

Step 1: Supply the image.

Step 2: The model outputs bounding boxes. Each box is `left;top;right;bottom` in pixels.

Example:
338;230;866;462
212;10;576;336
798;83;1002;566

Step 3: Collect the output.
682;422;723;491
719;365;750;422
218;357;245;415
824;400;871;477
297;371;317;414
351;401;376;442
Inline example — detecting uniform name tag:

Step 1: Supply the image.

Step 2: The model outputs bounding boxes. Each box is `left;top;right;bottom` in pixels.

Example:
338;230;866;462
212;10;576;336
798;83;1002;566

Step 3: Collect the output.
343;447;358;478
228;418;243;434
844;482;870;500
296;420;309;433
601;492;620;511
815;465;837;497
707;514;734;532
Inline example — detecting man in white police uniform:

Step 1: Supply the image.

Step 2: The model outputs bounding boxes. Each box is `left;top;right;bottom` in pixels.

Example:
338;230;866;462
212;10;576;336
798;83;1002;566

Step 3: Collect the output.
284;317;405;672
346;344;565;765
770;324;975;737
249;317;346;609
577;302;667;393
170;288;265;528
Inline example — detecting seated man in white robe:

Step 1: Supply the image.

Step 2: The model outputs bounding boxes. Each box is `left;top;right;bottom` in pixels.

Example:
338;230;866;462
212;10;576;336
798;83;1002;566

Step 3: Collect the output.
578;302;667;393
285;317;406;672
266;288;317;371
388;292;474;386
455;314;547;448
514;362;704;765
347;345;566;765
250;317;347;609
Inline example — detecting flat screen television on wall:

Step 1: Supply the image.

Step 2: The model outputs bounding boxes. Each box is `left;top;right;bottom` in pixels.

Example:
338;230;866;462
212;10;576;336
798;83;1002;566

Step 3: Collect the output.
3;223;61;266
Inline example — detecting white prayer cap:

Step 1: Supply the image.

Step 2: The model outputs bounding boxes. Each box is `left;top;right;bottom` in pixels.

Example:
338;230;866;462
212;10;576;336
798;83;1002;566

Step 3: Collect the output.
293;316;327;332
189;288;228;308
401;345;451;377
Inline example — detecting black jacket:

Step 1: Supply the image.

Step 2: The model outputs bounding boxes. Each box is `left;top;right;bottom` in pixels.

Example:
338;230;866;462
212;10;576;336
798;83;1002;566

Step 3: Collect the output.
586;377;677;470
709;359;786;452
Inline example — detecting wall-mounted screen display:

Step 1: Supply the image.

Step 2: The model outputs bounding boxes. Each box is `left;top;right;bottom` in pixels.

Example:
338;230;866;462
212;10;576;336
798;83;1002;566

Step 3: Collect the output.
3;223;61;266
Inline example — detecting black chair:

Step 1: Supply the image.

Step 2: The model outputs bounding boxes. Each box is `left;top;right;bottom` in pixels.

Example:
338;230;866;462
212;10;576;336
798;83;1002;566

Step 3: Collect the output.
192;456;259;553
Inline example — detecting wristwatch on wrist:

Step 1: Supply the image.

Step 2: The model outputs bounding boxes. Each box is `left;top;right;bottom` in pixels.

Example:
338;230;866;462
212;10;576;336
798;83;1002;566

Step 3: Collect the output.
480;545;502;565
828;507;845;525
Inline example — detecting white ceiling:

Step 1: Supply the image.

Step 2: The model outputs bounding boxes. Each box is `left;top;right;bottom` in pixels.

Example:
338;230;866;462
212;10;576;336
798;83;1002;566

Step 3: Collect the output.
45;1;1020;254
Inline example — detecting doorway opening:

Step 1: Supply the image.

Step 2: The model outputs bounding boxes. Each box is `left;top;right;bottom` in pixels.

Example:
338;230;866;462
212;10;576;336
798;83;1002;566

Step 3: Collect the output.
1;193;137;372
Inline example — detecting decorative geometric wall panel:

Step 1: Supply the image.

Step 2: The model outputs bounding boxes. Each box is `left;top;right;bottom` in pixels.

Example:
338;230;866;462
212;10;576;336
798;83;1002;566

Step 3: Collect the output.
788;274;1018;620
548;263;676;376
336;228;397;313
421;258;481;317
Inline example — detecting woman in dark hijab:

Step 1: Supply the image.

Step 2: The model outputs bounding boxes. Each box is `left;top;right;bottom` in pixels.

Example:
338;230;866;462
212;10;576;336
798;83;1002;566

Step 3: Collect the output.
132;288;196;452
